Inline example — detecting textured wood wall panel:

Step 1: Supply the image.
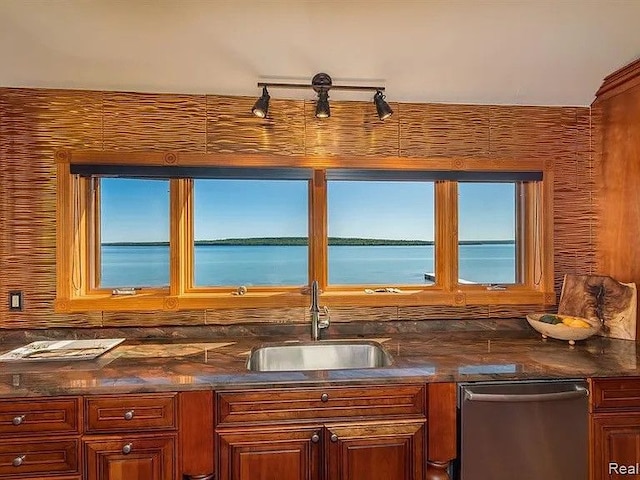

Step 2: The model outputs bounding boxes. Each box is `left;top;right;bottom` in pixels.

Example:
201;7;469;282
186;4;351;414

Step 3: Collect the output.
207;96;305;155
398;305;489;321
103;92;206;151
304;306;398;323
304;100;399;157
489;106;573;159
551;108;596;294
103;310;205;327
0;88;596;328
399;103;490;158
0;89;103;328
206;307;306;325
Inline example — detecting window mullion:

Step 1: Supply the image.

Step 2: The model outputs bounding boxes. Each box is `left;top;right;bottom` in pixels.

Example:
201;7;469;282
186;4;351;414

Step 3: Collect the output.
435;180;458;291
170;178;193;296
309;170;327;289
89;177;101;291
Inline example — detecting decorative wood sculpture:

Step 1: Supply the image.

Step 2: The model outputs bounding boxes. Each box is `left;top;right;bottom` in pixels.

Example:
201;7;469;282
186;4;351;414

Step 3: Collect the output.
558;274;637;340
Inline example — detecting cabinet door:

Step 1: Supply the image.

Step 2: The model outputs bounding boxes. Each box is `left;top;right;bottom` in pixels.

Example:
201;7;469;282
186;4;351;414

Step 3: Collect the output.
218;426;322;480
325;421;425;480
592;413;640;480
84;434;175;480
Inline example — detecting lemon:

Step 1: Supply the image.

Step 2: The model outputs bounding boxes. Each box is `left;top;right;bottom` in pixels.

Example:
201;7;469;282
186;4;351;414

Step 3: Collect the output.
561;316;591;328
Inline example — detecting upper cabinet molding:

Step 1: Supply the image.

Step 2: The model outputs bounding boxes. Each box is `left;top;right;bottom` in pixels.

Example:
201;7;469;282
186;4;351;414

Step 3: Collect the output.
594;57;640;103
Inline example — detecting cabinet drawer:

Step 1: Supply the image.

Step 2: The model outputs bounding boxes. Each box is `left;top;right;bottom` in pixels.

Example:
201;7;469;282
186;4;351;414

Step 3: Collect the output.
0;397;79;437
85;393;177;433
0;439;79;477
591;377;640;411
218;384;425;425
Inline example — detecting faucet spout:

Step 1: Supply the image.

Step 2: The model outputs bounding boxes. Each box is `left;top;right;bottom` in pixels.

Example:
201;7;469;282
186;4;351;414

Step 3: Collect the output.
310;280;329;340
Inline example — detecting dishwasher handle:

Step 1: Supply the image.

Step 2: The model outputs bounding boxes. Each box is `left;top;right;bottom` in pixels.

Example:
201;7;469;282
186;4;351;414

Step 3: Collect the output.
464;385;589;403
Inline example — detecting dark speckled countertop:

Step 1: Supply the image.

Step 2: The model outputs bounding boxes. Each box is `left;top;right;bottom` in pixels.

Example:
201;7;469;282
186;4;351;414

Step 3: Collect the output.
0;330;638;397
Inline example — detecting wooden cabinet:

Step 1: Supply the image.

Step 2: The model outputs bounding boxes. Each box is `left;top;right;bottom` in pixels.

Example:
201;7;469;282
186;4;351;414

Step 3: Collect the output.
85;434;175;480
0;396;81;479
325;421;425;480
83;394;178;480
590;377;640;480
216;384;427;480
592;58;640;337
218;425;322;480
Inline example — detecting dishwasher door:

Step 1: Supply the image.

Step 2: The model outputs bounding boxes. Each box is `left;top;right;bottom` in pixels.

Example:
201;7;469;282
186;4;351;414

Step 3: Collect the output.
458;380;588;480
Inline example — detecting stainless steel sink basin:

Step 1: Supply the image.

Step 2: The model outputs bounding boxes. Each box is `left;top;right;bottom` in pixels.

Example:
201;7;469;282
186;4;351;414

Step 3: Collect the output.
246;340;393;372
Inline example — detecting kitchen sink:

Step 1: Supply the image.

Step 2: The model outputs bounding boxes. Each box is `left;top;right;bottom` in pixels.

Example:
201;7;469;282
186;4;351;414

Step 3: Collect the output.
246;340;393;372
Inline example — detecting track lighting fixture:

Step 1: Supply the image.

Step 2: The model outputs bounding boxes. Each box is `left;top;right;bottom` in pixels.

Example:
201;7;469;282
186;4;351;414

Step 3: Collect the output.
251;86;270;118
315;89;330;118
373;90;393;121
252;73;392;120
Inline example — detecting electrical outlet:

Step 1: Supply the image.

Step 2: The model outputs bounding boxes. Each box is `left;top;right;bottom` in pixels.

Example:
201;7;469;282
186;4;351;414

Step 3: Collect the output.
9;291;23;311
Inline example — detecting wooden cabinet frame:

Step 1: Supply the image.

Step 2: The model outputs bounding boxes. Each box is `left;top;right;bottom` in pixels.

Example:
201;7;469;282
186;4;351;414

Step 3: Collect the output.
55;150;555;314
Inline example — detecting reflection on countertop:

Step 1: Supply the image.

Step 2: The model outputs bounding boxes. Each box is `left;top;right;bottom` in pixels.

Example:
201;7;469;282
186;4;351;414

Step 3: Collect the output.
0;330;637;397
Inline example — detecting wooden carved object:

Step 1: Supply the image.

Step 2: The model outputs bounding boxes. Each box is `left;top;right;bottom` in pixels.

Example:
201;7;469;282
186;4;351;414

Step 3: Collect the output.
558;274;637;340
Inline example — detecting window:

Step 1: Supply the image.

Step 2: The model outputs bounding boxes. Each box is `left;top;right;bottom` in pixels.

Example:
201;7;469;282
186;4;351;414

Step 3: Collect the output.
99;178;170;288
193;179;308;287
327;180;435;285
458;182;518;285
56;153;555;313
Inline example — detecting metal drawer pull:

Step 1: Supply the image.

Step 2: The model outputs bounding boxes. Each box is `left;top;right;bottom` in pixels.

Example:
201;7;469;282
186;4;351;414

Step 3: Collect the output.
464;386;589;403
330;434;338;443
311;432;320;443
12;455;25;467
123;410;135;420
12;415;25;426
320;393;329;402
122;443;133;455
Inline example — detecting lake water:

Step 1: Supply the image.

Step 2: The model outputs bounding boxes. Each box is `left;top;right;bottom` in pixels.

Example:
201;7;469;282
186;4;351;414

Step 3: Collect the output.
101;244;516;287
102;244;515;287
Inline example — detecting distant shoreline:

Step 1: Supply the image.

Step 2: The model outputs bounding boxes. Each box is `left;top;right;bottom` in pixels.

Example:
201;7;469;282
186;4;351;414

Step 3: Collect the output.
102;237;515;247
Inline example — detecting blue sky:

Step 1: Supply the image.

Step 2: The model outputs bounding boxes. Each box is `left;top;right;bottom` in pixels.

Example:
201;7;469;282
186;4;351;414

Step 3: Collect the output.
101;178;515;242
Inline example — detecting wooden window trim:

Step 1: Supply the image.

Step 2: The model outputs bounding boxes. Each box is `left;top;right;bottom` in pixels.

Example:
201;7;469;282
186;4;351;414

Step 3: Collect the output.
54;150;555;314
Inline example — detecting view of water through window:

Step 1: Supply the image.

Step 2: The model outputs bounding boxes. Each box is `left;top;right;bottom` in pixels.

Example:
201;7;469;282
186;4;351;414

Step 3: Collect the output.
99;178;519;288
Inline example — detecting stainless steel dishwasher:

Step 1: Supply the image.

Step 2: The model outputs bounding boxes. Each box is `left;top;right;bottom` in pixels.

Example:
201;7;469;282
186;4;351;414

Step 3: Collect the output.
457;380;588;480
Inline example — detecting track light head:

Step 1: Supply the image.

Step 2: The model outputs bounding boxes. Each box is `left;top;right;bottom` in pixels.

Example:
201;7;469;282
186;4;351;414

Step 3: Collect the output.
251;86;270;118
315;89;330;118
373;90;393;120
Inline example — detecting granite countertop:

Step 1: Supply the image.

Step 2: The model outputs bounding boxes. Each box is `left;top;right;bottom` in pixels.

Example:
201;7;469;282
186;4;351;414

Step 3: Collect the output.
0;330;638;397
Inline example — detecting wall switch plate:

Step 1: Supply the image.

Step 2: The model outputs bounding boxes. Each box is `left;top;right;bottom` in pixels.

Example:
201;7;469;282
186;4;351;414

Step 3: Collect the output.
9;291;23;311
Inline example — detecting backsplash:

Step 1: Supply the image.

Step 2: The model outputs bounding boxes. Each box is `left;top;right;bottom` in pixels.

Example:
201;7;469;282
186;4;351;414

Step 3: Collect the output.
0;88;594;329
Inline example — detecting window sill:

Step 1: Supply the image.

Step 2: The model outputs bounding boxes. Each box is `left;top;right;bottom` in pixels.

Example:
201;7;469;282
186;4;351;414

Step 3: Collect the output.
54;287;554;313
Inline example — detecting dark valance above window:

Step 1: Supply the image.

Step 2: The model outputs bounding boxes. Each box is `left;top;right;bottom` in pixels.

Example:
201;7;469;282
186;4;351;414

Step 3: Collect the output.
325;169;543;182
70;164;314;180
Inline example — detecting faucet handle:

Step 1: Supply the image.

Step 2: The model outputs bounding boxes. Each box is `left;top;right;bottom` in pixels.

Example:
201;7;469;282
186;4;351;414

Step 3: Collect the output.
319;306;331;329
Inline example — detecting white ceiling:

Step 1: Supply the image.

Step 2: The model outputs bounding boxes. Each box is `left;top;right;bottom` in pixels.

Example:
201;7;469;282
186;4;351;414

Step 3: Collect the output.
1;0;639;106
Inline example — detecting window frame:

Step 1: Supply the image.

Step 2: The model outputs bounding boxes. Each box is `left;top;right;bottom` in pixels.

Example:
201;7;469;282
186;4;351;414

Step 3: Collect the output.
55;150;555;313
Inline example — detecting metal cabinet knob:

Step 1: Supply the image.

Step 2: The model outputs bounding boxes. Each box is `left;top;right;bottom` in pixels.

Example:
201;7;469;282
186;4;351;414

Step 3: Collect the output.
320;393;329;402
12;415;25;426
122;443;133;455
123;410;135;421
12;455;25;467
330;434;338;443
311;432;320;443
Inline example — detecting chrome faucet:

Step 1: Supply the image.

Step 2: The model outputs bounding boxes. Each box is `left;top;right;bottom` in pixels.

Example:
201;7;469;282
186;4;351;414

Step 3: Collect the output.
310;280;329;340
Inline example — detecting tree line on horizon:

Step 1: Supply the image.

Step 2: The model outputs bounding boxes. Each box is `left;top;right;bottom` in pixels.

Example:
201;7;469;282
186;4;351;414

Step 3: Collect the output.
102;237;515;247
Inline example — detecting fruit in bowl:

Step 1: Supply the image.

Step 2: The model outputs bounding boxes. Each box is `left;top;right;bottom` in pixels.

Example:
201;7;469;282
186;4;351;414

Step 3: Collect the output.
526;313;600;345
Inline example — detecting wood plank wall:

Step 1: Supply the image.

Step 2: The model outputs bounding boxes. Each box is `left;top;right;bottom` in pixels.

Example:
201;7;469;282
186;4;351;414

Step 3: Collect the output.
0;88;594;328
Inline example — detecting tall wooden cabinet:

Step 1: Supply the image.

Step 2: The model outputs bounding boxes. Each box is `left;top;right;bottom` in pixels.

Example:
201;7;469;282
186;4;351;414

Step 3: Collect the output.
592;58;640;338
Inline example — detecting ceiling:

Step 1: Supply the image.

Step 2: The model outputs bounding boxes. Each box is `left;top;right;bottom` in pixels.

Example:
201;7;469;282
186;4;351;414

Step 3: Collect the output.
1;0;639;106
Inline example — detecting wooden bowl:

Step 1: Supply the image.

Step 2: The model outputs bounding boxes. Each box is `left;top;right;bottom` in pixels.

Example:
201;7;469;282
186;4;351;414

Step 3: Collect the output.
526;313;600;345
